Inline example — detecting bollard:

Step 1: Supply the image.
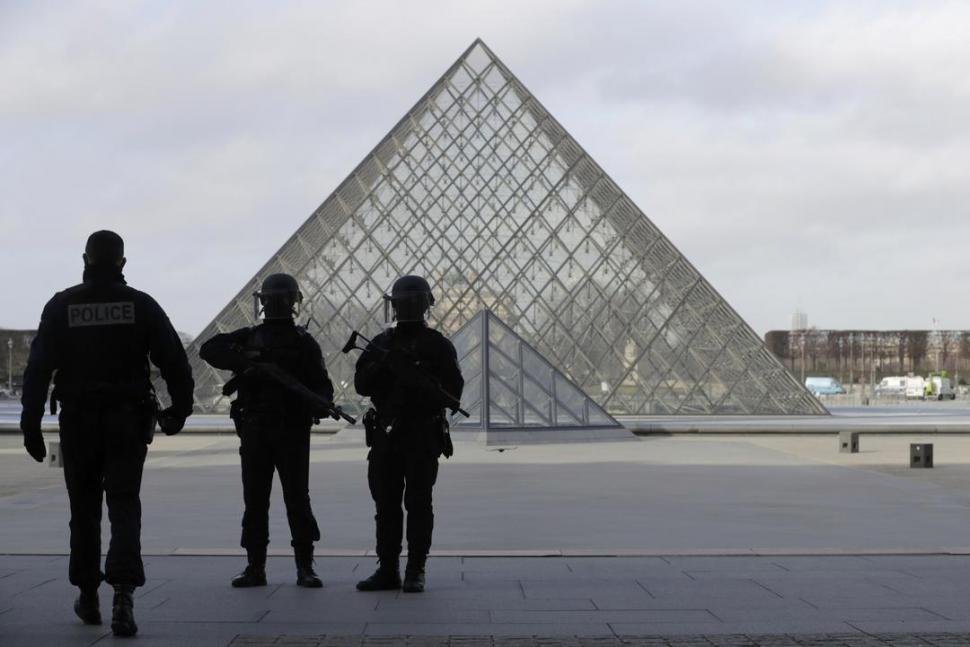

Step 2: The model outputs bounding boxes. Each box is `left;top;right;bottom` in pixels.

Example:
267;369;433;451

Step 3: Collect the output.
839;431;859;454
48;440;63;468
910;443;933;469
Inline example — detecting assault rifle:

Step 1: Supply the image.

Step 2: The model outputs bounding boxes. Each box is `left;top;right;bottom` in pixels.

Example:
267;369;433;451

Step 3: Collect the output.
341;330;469;418
223;361;356;424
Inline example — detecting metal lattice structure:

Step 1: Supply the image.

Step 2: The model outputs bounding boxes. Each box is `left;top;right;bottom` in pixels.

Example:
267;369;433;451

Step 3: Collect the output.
184;39;826;417
450;309;626;438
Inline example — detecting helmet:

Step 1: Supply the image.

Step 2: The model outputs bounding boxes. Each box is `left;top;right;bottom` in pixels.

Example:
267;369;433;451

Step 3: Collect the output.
384;275;434;323
254;273;303;320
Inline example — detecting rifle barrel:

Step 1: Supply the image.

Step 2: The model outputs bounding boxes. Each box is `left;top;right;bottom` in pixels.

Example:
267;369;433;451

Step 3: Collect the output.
331;407;357;424
252;362;355;425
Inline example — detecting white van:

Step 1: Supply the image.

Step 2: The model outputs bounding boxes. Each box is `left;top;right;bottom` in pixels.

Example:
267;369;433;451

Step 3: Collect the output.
876;376;907;397
926;376;956;400
904;376;926;399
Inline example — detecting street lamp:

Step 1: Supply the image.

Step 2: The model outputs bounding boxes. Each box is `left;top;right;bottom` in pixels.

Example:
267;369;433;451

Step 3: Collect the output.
6;338;12;393
838;337;844;385
800;333;806;383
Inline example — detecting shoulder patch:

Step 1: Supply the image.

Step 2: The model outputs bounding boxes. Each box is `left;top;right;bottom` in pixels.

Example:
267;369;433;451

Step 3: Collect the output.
68;302;136;327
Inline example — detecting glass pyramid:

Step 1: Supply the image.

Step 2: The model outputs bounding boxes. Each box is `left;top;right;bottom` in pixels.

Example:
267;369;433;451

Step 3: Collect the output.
450;309;626;439
183;39;826;417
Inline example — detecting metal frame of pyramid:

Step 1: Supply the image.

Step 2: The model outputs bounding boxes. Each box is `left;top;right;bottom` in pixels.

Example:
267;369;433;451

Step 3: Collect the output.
183;39;827;417
449;309;630;443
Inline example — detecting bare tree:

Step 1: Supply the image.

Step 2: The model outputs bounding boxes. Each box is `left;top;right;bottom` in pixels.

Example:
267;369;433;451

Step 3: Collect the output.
765;331;790;361
896;332;907;373
957;332;970;369
805;328;823;373
907;331;929;373
940;332;959;373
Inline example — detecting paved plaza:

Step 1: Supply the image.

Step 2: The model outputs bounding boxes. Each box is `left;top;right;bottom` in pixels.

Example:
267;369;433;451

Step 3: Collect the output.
9;554;970;644
11;430;970;553
7;428;970;643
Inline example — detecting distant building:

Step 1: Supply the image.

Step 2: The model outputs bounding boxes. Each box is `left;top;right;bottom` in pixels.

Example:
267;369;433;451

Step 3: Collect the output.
791;310;808;331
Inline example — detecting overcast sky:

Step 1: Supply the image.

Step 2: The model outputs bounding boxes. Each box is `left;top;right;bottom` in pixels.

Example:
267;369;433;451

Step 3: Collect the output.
1;0;967;337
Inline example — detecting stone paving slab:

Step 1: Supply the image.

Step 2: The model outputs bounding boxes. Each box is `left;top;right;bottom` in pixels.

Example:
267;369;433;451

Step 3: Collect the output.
6;556;970;644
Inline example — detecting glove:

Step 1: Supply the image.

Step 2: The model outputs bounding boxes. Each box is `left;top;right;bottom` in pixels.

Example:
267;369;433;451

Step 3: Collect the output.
158;407;187;436
21;424;46;463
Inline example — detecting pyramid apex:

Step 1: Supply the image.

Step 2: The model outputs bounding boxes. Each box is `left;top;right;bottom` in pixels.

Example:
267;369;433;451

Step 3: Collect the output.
452;38;501;74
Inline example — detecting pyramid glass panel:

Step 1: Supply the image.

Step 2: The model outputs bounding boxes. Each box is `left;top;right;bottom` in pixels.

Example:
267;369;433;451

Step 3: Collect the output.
450;309;624;436
181;39;826;417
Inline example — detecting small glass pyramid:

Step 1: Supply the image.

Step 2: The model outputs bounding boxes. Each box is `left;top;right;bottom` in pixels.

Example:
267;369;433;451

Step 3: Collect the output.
450;309;624;436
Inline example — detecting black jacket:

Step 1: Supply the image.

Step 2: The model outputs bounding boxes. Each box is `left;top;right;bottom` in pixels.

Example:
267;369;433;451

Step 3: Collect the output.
199;319;334;424
354;322;464;421
20;265;194;428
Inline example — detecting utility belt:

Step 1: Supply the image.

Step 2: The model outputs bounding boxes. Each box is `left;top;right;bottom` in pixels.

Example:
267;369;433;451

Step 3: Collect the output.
228;399;313;436
363;408;453;458
224;376;313;436
52;382;160;444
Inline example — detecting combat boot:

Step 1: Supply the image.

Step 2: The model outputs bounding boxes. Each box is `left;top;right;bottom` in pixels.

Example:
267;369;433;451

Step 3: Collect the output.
231;547;267;588
73;586;101;625
110;585;137;637
294;544;322;588
355;559;401;591
402;556;426;593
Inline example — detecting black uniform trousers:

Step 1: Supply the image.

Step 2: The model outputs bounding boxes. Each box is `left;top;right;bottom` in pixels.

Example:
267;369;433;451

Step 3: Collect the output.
238;419;320;550
58;405;148;589
367;424;440;563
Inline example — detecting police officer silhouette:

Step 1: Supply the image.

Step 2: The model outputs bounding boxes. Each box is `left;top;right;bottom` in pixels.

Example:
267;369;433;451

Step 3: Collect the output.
354;275;463;593
200;273;333;589
20;231;194;637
